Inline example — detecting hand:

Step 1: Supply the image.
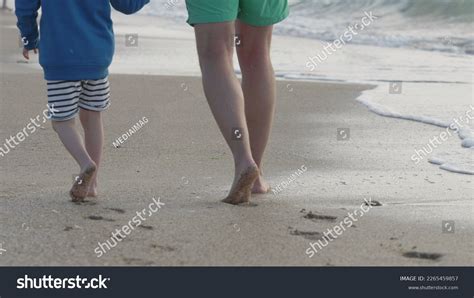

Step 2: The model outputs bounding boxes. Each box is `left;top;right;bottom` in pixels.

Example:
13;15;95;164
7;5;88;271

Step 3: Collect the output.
23;48;38;60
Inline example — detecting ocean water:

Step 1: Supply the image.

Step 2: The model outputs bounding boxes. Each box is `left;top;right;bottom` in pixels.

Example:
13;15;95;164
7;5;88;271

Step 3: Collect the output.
143;0;474;55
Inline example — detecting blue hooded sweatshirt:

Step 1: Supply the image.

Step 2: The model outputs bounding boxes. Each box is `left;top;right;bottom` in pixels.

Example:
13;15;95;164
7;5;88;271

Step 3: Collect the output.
15;0;149;80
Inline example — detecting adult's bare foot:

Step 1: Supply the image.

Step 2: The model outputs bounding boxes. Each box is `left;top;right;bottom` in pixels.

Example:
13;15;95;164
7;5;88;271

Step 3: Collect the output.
252;176;271;194
70;163;97;202
222;165;259;205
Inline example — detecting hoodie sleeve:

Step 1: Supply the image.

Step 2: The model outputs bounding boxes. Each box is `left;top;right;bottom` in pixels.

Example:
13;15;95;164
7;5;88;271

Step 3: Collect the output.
110;0;150;15
15;0;41;50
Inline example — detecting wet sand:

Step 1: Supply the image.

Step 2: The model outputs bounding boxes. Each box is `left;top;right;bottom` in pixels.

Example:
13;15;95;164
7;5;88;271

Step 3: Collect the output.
1;11;473;266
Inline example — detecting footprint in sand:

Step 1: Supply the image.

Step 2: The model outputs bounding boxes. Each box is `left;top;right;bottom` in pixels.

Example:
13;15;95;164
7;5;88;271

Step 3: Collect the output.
151;244;176;252
105;207;126;214
288;227;322;240
301;210;337;222
402;251;443;261
86;215;115;222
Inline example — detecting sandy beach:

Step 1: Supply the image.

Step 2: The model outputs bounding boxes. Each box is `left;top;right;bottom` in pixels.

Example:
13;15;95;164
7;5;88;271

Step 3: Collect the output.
1;10;473;266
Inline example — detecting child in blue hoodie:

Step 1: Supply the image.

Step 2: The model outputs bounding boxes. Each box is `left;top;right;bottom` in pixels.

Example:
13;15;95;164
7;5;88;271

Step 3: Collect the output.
15;0;149;202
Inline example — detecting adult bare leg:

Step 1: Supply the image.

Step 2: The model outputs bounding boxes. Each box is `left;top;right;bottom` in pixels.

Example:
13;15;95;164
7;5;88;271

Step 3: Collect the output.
236;21;276;194
194;22;258;204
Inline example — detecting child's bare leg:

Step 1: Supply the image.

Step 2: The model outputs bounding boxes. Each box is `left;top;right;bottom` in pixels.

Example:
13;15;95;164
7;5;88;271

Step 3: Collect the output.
79;109;103;197
51;119;96;201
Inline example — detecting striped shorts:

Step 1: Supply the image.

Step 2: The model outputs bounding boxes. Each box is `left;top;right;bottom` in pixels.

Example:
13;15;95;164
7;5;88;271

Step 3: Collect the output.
46;77;111;121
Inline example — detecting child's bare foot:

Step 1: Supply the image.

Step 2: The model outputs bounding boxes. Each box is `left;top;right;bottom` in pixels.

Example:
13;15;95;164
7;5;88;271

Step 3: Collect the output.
252;176;270;194
222;165;259;205
70;163;97;202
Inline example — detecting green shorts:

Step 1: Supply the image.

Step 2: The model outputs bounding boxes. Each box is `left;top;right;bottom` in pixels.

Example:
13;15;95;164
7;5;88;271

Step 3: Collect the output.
185;0;289;27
